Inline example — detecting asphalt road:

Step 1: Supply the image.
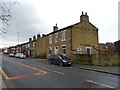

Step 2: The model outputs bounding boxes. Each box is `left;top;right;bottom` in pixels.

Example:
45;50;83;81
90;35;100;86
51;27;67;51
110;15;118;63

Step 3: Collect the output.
1;54;119;89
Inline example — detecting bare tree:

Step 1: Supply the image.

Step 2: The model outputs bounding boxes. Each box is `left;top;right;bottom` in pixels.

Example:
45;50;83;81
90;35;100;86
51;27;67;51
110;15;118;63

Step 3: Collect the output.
0;0;19;35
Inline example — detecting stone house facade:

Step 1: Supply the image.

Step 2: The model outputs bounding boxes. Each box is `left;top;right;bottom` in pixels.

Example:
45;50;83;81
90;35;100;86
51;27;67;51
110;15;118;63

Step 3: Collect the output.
27;36;36;58
20;36;36;58
35;34;47;58
7;11;99;60
35;12;99;59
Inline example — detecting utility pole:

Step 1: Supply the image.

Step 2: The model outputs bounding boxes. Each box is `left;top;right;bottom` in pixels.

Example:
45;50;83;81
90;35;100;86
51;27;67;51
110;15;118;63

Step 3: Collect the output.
16;32;19;53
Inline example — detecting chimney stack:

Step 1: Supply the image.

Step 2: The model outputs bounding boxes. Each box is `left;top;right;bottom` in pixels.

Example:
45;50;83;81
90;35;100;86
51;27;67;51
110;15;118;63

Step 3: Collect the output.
37;34;41;39
29;38;32;42
42;34;46;37
80;11;89;22
33;35;36;41
53;23;58;32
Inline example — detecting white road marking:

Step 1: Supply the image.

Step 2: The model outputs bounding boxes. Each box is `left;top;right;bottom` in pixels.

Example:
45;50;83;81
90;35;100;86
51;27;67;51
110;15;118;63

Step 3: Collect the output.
86;80;116;89
53;70;65;75
39;66;65;75
15;61;65;75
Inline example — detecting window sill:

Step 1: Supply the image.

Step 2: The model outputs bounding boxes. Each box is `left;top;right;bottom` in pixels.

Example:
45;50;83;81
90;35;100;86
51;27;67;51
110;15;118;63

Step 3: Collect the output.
62;54;66;56
61;40;66;41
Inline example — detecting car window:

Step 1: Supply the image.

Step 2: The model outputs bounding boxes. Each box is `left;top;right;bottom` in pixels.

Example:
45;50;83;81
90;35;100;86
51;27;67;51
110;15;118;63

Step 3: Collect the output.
58;56;62;59
18;53;22;55
59;55;69;60
50;55;54;59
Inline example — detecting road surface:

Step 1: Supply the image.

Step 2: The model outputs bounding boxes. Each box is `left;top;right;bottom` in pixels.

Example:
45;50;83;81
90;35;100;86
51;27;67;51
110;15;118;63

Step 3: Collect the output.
1;53;119;89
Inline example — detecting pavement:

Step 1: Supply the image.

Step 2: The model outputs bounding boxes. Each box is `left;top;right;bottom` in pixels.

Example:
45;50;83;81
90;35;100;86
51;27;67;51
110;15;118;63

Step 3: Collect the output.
0;52;7;89
0;73;7;89
73;64;120;76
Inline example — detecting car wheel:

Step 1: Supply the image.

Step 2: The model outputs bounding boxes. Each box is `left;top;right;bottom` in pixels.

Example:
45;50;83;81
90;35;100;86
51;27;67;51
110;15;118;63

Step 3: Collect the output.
69;64;73;67
60;62;63;66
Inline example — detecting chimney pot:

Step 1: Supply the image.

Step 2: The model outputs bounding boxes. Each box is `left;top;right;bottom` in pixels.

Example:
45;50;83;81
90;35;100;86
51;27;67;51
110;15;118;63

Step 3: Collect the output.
37;34;41;39
29;38;32;42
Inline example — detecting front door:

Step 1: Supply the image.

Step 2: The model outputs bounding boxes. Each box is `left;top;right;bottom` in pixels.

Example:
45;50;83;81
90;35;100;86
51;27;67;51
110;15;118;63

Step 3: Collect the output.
86;47;91;54
54;46;58;54
30;50;32;57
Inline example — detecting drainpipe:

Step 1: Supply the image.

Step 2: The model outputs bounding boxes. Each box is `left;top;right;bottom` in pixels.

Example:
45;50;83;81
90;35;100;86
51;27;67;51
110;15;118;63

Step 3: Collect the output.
70;28;76;51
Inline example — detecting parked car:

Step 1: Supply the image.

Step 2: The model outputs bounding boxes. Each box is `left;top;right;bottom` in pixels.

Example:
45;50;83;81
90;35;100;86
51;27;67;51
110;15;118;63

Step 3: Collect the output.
15;53;20;58
9;53;15;57
48;54;73;66
15;53;26;59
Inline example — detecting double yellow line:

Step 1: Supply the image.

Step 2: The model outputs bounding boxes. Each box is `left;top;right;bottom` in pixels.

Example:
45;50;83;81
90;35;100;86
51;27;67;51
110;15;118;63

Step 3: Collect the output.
0;67;9;80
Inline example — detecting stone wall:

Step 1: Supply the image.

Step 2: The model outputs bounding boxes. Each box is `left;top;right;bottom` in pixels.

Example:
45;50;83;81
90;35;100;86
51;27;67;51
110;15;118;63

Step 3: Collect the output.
72;54;119;66
92;55;119;66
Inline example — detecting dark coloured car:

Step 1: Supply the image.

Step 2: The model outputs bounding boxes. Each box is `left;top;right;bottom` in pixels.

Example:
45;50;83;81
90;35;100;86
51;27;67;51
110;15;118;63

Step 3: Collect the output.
48;54;73;66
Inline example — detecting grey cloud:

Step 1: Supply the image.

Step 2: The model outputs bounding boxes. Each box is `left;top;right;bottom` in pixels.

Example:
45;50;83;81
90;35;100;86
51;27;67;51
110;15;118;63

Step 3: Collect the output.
2;2;49;47
117;1;120;40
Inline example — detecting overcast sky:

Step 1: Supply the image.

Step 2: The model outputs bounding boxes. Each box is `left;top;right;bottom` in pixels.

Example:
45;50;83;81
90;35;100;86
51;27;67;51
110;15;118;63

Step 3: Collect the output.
0;0;119;48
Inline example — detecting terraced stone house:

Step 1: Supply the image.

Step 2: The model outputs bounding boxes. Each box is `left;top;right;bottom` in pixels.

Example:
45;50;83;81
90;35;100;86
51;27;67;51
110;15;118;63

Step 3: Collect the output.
35;12;99;59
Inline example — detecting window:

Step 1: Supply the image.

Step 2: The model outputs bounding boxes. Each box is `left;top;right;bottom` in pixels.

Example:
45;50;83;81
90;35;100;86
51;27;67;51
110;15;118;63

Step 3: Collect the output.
49;35;52;43
61;31;66;41
49;47;52;55
77;48;82;54
86;47;91;54
61;45;66;55
28;43;30;48
33;42;35;47
55;33;58;42
26;44;27;48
